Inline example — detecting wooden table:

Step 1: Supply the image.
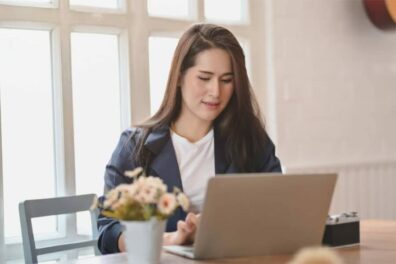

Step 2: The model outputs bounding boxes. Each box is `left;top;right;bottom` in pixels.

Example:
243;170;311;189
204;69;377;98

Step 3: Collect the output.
67;220;396;264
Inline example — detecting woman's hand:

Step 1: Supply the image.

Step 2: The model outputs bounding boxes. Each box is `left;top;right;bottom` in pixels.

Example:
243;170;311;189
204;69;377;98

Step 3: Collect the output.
163;213;200;246
118;233;126;252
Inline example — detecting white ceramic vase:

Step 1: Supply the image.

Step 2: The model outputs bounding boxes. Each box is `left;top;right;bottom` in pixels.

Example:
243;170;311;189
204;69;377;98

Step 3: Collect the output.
121;218;167;264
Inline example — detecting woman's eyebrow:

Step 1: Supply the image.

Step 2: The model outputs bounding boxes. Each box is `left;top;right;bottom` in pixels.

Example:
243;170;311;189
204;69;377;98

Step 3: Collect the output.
198;70;234;76
222;72;234;77
198;70;214;75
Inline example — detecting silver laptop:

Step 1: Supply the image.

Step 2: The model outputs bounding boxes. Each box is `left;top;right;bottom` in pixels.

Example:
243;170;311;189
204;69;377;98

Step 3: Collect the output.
163;173;337;259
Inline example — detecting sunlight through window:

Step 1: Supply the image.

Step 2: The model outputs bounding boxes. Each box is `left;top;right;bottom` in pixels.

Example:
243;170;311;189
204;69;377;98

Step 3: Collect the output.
0;28;56;239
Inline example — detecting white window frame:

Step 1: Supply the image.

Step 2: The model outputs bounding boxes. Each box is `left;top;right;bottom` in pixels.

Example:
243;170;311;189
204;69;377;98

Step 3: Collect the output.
0;0;272;261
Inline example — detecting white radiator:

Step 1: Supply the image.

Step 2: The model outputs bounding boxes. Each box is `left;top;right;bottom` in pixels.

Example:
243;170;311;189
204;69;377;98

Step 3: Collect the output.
287;161;396;219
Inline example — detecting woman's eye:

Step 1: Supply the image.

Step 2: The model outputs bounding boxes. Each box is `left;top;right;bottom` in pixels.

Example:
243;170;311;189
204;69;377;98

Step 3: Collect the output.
222;79;233;84
198;76;210;81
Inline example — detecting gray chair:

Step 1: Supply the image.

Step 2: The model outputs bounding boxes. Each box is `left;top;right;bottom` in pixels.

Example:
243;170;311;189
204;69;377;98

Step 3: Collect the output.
19;194;100;263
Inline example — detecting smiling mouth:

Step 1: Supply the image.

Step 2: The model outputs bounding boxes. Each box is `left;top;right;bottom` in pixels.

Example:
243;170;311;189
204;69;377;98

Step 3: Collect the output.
202;101;220;107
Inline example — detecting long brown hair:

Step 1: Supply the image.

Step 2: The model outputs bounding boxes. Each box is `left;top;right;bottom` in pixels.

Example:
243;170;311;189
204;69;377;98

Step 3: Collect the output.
135;23;268;172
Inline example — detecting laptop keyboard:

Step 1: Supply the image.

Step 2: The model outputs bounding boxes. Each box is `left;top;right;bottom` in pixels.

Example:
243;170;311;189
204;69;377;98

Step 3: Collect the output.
183;247;194;253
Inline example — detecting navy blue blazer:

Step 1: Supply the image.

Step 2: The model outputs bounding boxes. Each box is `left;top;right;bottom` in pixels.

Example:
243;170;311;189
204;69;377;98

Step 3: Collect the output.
97;126;282;254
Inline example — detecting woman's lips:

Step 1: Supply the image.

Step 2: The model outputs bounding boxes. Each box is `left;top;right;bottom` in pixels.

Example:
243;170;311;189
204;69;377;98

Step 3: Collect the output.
202;101;220;110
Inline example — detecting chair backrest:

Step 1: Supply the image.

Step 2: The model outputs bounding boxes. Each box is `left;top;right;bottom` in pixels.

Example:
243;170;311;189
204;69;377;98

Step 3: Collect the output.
19;193;100;264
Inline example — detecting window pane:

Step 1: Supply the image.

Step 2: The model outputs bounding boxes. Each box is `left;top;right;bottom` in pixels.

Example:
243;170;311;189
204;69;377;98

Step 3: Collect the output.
0;0;51;5
70;0;119;9
204;0;246;23
148;0;190;19
239;39;251;78
148;36;178;115
0;28;56;239
71;32;121;197
71;32;122;235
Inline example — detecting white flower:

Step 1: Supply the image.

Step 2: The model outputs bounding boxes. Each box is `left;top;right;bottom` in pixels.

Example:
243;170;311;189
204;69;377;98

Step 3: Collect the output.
135;185;158;204
103;188;120;208
177;193;190;211
135;176;148;188
145;176;167;192
104;184;135;209
111;196;129;210
116;184;137;197
131;176;167;204
158;193;177;215
124;167;144;178
98;172;189;221
288;247;344;264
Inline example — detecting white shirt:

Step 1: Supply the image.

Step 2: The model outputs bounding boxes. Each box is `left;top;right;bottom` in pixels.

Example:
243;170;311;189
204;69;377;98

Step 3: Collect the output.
171;129;215;213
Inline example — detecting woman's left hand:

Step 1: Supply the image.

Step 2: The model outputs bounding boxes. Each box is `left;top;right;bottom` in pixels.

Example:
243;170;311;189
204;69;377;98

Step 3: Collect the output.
163;213;201;245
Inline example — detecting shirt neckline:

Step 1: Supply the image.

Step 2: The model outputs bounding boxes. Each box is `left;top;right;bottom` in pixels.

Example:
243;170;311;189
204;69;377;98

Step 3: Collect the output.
170;128;214;147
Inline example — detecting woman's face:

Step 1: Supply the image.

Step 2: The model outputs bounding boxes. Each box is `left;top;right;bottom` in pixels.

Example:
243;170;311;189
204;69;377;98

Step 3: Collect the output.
179;48;234;126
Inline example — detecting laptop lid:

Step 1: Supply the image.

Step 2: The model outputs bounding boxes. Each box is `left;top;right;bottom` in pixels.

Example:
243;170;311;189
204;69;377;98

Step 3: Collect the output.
192;173;337;259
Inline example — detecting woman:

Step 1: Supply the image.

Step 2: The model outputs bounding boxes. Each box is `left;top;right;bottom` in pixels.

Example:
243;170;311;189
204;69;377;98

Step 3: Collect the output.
97;23;282;254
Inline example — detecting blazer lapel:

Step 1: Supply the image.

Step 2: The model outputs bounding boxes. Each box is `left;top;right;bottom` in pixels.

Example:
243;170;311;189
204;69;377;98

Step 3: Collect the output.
145;126;234;190
214;129;233;174
144;127;183;192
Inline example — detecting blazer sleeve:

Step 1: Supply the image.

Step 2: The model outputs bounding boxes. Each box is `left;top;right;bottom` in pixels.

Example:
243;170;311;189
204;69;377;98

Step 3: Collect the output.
97;128;138;254
258;136;282;173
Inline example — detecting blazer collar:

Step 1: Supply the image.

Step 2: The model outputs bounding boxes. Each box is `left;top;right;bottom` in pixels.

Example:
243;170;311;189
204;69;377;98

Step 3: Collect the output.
143;125;181;191
213;130;230;174
143;125;232;189
143;126;170;155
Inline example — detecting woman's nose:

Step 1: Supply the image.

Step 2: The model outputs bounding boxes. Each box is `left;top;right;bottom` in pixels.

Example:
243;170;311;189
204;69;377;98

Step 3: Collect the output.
208;79;220;97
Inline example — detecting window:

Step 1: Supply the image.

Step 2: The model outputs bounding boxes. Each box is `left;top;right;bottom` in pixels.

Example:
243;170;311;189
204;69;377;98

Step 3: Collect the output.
69;0;119;9
204;0;248;23
149;36;179;114
0;28;56;240
0;0;52;7
147;0;192;19
71;32;123;236
0;0;263;262
71;32;122;197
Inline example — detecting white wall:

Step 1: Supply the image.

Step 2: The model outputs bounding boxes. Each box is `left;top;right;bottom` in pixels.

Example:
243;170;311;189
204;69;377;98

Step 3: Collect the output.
273;0;396;167
269;0;396;218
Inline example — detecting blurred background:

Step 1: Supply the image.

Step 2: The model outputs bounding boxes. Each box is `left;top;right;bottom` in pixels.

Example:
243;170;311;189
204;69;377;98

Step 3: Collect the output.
0;0;395;262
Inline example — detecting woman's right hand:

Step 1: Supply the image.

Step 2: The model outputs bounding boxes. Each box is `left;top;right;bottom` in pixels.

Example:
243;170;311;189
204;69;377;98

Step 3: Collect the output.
163;213;200;246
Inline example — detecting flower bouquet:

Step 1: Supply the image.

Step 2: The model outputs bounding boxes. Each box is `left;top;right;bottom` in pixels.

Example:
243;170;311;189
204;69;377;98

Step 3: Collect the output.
92;167;189;264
